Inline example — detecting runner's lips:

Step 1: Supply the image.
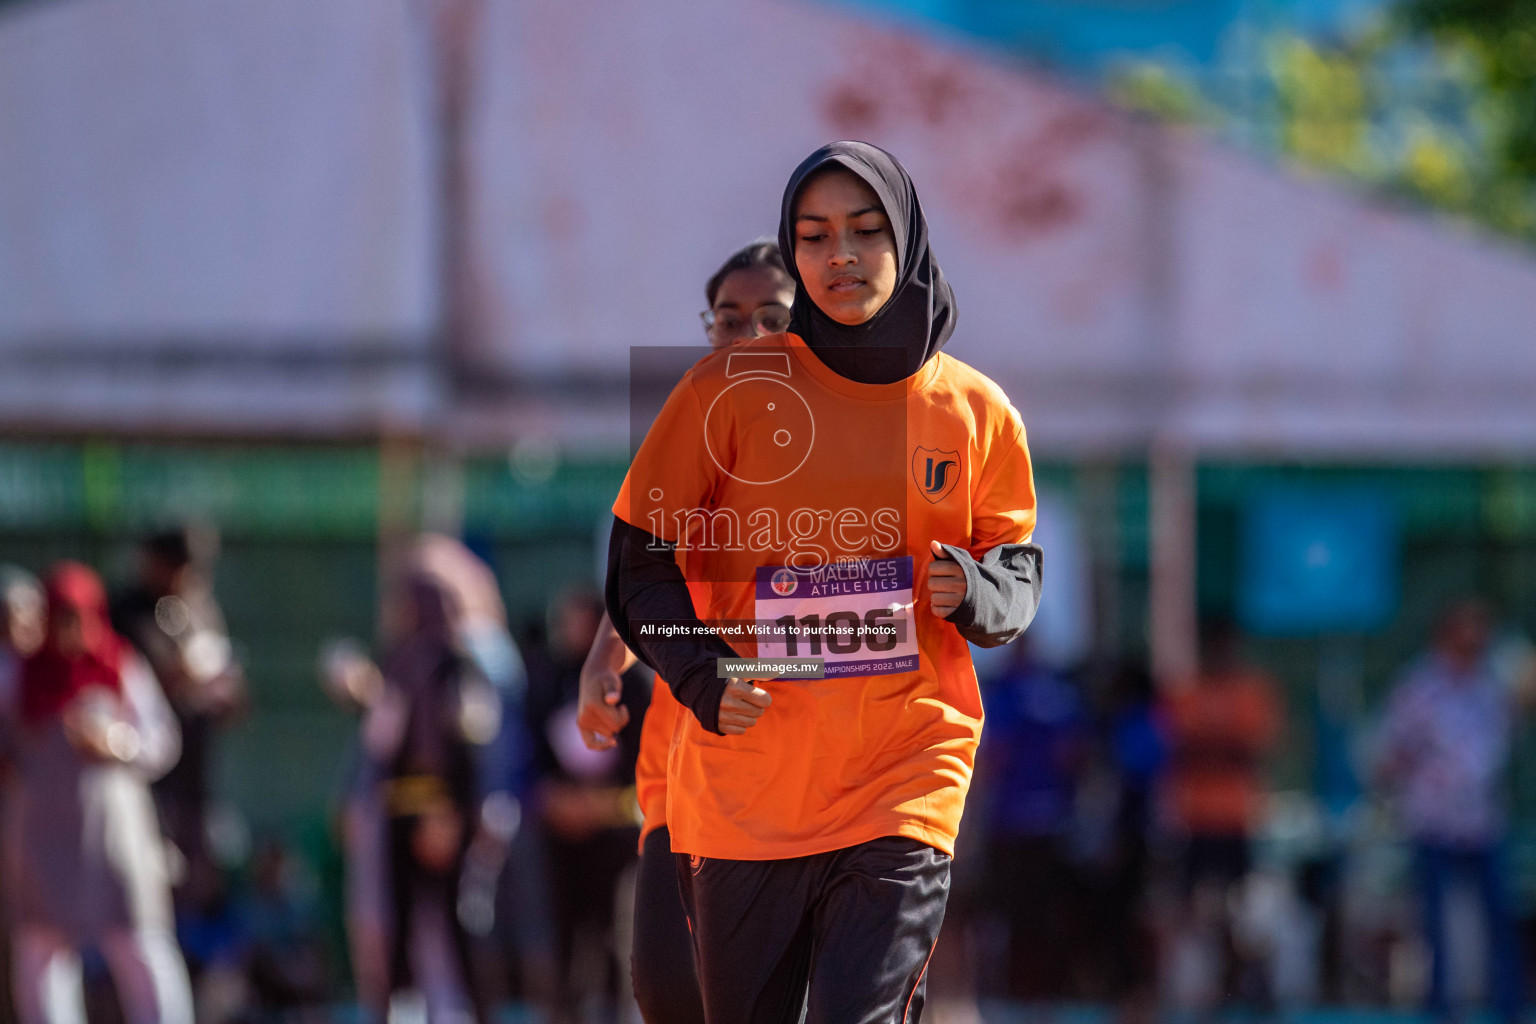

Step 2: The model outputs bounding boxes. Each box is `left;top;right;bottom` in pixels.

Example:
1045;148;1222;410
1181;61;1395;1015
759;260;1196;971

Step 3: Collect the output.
827;274;864;293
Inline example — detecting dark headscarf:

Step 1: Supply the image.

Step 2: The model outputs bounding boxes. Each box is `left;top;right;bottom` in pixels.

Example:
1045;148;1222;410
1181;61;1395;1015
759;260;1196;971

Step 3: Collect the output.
778;141;957;385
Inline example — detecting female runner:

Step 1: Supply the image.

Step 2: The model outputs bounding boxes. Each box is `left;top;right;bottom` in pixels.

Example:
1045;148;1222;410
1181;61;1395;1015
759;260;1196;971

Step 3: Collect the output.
578;239;795;1024
605;142;1042;1023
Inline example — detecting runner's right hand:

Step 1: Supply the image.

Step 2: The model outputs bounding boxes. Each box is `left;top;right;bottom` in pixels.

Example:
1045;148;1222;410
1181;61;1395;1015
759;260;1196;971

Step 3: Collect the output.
577;665;630;750
718;678;772;735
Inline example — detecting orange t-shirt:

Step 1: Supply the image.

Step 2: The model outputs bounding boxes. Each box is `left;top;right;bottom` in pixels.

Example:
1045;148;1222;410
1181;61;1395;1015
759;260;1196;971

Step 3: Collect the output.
613;333;1036;860
636;676;681;846
1163;670;1282;836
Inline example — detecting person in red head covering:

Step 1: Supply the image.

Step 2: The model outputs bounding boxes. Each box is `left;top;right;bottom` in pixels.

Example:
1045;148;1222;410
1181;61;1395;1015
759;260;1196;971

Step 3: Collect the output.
6;562;193;1024
22;563;126;729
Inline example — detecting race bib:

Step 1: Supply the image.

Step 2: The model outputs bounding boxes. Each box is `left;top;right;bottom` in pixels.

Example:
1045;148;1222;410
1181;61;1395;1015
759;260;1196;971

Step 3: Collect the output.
753;556;919;677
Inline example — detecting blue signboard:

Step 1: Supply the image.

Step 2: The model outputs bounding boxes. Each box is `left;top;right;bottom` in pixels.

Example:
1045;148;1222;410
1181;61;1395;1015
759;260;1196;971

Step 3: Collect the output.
1238;487;1399;635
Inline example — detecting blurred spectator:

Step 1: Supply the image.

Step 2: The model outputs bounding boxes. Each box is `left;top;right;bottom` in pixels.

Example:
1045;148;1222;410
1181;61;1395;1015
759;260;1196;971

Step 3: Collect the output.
976;637;1089;999
348;536;515;1024
322;637;392;1018
0;567;44;763
1375;598;1525;1024
0;566;42;1024
243;837;330;1021
174;883;246;1024
524;588;648;1024
5;562;192;1024
111;526;248;928
1161;617;1282;1009
1077;661;1167;1012
0;567;45;681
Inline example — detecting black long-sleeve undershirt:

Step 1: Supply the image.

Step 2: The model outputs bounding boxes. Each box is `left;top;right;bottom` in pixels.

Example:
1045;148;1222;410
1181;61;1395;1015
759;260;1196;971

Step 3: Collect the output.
604;517;734;734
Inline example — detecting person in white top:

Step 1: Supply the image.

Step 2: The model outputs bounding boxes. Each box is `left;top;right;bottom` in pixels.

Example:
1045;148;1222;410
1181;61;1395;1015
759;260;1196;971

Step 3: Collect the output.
1376;599;1527;1024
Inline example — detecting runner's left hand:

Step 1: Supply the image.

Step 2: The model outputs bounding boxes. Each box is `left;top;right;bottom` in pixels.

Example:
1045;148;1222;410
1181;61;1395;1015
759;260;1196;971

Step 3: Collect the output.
927;540;968;619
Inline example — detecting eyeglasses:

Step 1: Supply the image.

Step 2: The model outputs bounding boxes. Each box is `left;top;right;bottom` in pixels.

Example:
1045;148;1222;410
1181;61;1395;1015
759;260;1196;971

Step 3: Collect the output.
700;303;792;342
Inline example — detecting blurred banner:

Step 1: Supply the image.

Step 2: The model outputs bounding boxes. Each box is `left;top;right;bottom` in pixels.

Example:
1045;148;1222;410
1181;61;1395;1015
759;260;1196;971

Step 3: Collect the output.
0;0;439;435
0;440;623;540
1238;486;1399;635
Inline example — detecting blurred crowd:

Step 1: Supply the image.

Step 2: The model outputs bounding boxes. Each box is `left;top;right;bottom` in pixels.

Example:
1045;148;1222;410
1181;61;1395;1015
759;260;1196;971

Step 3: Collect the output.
926;600;1536;1024
0;529;1534;1024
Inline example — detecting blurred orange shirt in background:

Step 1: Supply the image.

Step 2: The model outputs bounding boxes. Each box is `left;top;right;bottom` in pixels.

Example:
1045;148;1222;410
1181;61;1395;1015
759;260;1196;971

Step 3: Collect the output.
1163;669;1282;837
636;677;680;848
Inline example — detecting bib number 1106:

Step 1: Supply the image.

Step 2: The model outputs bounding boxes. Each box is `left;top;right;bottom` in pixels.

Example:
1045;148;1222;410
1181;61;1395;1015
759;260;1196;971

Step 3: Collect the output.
774;608;898;655
753;556;918;676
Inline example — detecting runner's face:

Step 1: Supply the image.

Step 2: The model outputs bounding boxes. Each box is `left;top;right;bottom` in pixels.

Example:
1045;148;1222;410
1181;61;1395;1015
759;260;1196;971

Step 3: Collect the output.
792;169;898;326
708;265;796;349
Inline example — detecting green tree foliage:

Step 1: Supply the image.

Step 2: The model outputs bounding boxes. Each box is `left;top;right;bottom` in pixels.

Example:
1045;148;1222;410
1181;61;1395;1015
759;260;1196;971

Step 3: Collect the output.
1407;0;1536;177
1108;3;1536;243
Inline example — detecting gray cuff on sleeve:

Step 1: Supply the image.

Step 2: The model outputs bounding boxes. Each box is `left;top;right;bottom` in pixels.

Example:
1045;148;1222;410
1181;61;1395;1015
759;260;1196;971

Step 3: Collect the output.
938;542;1043;648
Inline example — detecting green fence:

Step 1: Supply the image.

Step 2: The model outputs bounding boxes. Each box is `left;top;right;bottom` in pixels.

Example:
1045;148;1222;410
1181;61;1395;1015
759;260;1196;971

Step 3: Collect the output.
6;441;1536;902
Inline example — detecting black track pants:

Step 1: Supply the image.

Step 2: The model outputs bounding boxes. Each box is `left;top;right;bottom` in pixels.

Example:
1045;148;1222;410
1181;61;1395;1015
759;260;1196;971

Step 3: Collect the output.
633;826;706;1024
675;836;949;1024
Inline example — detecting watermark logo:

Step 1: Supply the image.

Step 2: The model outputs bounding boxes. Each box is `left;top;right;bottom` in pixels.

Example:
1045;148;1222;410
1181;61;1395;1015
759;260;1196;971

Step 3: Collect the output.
912;447;960;503
627;345;910;580
703;351;816;486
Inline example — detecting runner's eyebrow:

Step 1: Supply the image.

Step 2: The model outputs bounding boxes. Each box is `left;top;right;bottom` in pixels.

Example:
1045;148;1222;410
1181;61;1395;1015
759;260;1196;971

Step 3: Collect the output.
796;206;883;223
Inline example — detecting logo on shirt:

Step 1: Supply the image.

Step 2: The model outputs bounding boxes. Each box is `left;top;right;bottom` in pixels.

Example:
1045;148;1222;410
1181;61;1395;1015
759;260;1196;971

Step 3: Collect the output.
770;568;799;596
912;447;961;503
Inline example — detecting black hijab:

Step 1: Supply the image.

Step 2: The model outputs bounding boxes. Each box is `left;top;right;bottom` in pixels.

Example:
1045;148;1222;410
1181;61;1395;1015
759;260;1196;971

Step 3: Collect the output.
778;141;957;385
